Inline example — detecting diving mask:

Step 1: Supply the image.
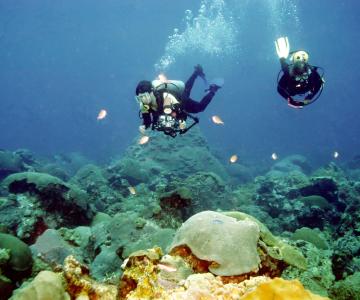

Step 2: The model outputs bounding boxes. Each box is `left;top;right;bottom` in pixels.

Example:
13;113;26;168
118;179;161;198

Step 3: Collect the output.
136;92;152;105
291;50;309;63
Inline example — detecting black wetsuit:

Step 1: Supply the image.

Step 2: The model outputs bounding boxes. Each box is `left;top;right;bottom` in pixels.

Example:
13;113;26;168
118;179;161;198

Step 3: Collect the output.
277;58;323;107
181;72;216;113
142;71;215;128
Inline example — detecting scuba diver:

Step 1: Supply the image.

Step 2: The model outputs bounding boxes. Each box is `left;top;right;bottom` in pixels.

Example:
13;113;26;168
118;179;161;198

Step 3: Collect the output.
275;37;324;108
135;65;221;137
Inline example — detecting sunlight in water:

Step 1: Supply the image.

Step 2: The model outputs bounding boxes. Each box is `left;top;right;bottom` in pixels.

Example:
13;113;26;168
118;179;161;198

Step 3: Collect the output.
265;0;302;37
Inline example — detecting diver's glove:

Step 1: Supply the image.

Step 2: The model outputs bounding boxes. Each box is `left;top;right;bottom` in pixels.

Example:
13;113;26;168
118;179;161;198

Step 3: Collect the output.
139;125;147;134
287;97;303;109
206;84;222;93
194;64;205;78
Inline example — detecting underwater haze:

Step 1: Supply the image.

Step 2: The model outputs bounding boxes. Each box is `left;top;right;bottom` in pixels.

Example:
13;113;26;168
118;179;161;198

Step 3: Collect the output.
0;0;360;162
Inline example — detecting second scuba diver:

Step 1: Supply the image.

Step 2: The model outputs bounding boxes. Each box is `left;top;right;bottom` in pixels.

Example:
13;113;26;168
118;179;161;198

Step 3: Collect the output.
275;37;324;108
135;65;221;137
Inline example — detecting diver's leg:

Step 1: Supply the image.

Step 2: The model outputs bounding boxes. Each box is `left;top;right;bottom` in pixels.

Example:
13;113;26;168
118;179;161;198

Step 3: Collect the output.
183;92;215;113
183;72;197;99
277;76;291;100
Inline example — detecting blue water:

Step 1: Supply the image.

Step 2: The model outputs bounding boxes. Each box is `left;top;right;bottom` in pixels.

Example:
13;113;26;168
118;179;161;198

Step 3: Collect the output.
0;0;359;164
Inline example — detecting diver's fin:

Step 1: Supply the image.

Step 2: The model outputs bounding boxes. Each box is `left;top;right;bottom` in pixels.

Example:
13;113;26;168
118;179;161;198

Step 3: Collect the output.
275;36;290;59
204;78;224;92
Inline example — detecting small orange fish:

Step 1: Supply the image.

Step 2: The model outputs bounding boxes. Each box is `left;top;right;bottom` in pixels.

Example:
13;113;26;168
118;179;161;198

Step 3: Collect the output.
229;155;238;163
158;73;168;83
271;153;278;160
97;109;107;120
212;115;224;125
157;263;177;273
138;135;150;145
128;186;136;195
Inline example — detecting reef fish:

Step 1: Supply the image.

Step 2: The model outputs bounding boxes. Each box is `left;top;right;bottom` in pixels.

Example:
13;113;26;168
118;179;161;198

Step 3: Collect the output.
333;151;339;159
271;153;278;160
211;115;224;125
128;186;136;195
138;135;150;145
97;109;107;120
157;263;177;273
229;155;238;163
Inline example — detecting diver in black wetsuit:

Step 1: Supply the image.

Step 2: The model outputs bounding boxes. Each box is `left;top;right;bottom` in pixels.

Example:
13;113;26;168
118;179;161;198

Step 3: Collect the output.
135;65;221;137
277;50;324;108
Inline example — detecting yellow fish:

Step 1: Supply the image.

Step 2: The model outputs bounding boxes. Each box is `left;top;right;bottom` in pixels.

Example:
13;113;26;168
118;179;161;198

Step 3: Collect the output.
97;109;107;120
229;155;238;163
128;186;136;195
271;153;278;160
212;115;224;125
138;135;150;145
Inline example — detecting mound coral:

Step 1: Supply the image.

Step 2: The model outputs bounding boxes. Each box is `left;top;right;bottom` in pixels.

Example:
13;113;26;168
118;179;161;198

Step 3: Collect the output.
0;233;33;275
10;271;69;300
169;211;260;276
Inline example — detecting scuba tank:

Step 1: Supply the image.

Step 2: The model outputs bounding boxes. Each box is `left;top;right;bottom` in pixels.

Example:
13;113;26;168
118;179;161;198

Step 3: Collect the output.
151;79;185;100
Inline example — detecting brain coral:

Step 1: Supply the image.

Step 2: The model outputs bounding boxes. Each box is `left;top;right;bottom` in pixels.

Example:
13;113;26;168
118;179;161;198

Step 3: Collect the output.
169;211;260;276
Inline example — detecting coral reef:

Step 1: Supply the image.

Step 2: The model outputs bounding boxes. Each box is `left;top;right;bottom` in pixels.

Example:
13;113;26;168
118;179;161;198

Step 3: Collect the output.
2;172;94;226
2;139;360;299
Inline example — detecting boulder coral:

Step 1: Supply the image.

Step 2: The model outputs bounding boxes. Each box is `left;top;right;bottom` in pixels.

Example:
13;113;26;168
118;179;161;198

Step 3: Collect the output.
169;211;261;276
2;172;93;225
10;271;70;300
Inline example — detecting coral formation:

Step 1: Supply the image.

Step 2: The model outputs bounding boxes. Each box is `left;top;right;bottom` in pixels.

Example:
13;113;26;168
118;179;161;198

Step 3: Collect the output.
2;172;94;226
169;211;261;276
10;270;70;300
241;277;329;300
63;255;117;299
0;233;33;275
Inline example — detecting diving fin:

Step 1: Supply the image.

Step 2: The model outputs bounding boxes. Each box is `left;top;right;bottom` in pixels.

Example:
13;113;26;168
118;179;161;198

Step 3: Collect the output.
275;36;290;59
204;77;224;92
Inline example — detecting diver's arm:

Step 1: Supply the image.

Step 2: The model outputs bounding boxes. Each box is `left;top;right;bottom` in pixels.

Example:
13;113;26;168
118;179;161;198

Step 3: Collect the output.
306;70;323;100
142;113;152;129
280;58;290;75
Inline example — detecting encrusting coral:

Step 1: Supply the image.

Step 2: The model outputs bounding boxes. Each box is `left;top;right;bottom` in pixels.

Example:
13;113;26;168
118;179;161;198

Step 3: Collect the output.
63;255;117;300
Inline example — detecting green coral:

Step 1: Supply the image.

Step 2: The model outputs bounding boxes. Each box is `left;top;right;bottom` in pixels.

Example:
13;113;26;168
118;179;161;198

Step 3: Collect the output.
282;242;335;297
329;272;360;300
2;172;64;191
291;227;329;250
223;211;307;270
0;233;33;273
298;195;332;210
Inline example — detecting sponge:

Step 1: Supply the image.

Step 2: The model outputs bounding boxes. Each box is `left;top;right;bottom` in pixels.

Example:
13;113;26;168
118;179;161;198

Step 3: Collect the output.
241;277;330;300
